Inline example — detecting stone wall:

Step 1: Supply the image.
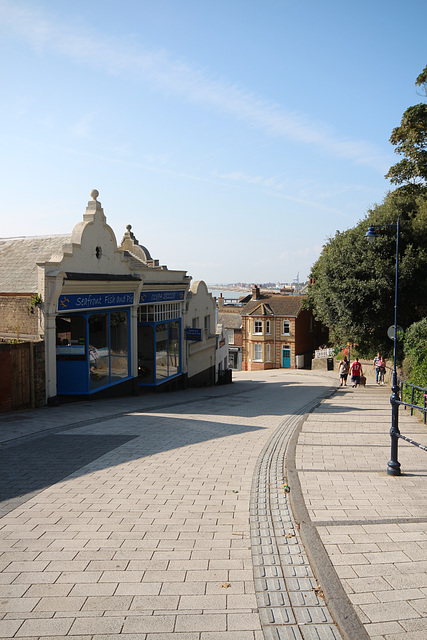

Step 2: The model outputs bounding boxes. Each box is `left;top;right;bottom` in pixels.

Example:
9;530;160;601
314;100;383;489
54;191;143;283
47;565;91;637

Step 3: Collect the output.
0;295;40;339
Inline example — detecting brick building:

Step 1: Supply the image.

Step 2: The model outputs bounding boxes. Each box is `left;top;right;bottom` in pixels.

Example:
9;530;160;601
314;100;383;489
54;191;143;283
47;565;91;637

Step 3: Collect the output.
241;286;327;371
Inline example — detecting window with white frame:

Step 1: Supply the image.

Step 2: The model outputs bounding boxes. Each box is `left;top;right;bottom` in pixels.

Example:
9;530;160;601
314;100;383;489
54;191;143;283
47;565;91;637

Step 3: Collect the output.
266;344;271;361
253;344;262;361
282;320;290;335
227;329;235;345
266;320;271;334
254;320;262;334
138;302;182;323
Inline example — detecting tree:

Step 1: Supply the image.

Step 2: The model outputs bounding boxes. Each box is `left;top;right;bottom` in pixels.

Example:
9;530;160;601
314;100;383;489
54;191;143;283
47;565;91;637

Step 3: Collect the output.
385;65;427;190
402;318;427;403
305;190;427;358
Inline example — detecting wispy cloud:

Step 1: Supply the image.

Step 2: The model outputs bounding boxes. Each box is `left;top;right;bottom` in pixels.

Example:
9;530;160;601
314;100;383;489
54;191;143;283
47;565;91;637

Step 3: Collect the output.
214;170;285;190
0;0;390;173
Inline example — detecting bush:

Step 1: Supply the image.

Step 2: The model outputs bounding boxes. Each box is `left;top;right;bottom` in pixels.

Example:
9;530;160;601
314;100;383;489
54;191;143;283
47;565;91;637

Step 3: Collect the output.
402;318;427;399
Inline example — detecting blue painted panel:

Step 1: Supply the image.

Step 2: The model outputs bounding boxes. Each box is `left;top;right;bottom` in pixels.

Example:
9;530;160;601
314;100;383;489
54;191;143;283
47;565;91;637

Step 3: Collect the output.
57;361;88;394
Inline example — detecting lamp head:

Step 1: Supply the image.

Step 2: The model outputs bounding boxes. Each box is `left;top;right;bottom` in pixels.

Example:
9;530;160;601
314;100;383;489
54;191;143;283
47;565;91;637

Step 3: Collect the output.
364;226;377;243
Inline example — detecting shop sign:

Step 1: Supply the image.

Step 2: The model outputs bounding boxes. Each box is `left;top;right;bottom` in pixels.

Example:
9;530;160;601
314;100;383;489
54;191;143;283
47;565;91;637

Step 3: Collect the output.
140;290;185;303
58;292;134;311
186;328;202;341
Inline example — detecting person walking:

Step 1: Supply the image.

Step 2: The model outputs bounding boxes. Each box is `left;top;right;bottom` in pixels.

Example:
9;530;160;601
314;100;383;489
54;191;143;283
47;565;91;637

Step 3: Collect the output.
378;357;386;384
339;356;350;386
373;352;381;384
350;357;363;388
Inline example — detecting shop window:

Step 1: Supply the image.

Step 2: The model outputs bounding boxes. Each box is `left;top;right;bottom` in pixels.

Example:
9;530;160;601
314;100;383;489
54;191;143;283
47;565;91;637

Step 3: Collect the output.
110;311;129;382
88;314;109;390
138;325;154;383
168;321;180;377
56;309;130;395
156;323;169;381
56;315;86;357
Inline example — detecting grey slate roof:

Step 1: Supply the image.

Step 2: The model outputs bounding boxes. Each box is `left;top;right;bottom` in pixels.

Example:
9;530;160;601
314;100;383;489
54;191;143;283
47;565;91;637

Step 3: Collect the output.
242;294;305;318
0;235;70;293
217;312;242;329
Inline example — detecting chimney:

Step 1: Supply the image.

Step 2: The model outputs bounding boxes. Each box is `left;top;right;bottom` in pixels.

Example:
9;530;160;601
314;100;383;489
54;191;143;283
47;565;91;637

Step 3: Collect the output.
218;293;224;309
252;285;260;300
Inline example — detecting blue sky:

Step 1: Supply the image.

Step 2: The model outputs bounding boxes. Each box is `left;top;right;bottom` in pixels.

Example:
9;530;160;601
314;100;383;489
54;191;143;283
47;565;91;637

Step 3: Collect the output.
0;0;426;284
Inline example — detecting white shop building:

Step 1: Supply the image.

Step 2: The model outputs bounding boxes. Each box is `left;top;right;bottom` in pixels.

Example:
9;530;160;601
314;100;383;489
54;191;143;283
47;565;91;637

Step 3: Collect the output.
0;190;217;403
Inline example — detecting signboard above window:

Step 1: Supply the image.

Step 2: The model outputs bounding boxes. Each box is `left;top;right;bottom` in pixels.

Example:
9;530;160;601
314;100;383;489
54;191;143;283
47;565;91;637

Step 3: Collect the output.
140;290;185;304
58;292;134;312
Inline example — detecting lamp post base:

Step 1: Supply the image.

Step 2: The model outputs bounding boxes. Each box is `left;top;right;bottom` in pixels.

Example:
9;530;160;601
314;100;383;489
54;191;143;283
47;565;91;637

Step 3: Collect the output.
387;461;401;476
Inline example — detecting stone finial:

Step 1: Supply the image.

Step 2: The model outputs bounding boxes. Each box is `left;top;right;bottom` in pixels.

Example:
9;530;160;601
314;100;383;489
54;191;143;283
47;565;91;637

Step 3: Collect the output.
90;189;99;201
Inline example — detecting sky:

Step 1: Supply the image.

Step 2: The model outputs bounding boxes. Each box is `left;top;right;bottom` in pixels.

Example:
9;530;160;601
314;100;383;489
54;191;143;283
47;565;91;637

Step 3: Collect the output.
0;1;426;285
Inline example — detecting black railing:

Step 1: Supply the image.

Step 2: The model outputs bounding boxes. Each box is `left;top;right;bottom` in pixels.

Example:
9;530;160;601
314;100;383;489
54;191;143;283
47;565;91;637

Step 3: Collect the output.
388;367;427;474
400;379;427;425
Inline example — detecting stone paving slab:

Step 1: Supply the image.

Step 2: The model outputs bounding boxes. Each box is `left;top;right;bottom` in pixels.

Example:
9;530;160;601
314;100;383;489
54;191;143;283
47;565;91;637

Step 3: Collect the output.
0;370;425;639
295;385;427;640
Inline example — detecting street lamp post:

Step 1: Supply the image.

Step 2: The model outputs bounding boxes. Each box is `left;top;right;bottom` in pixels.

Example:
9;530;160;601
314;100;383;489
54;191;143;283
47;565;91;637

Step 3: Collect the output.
365;218;401;476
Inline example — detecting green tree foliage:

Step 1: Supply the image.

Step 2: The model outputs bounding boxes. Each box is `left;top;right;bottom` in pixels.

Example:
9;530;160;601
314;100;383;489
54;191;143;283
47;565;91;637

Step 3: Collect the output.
305;190;427;357
402;318;427;404
385;65;427;191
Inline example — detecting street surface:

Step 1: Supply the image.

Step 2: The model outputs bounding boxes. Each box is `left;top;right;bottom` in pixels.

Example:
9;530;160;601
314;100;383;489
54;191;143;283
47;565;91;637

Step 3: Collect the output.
0;369;338;639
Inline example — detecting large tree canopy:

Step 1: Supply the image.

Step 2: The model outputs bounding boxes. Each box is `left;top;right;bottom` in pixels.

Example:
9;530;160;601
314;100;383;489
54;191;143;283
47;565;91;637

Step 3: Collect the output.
305;190;427;357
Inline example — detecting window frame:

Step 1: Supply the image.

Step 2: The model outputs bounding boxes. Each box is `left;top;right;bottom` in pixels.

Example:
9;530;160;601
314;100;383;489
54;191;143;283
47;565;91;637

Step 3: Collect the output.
254;320;263;334
253;343;263;361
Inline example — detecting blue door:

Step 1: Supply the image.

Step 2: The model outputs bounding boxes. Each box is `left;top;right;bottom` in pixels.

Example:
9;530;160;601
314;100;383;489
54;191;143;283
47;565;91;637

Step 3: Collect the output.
282;346;291;368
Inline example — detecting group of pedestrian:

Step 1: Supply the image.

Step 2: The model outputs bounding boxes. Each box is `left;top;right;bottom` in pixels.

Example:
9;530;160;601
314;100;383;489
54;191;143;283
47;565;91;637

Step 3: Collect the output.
338;352;387;387
338;356;363;387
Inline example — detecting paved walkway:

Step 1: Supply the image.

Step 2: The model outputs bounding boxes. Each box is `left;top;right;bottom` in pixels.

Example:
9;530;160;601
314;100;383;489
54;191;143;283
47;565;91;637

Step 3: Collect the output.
0;370;425;640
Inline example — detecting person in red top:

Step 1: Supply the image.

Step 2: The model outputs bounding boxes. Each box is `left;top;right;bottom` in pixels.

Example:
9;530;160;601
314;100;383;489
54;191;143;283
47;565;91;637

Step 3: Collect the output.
350;357;363;387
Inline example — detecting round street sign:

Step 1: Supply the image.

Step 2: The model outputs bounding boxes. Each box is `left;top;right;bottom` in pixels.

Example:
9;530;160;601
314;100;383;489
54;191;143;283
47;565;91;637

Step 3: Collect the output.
387;325;404;341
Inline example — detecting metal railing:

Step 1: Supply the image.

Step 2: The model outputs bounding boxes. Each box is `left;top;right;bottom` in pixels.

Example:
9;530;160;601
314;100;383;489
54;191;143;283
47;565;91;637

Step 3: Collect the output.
389;368;427;473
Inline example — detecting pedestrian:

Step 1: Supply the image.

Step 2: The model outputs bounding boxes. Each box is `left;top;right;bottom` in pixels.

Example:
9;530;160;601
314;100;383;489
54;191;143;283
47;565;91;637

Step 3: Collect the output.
350;357;363;387
339;356;349;386
373;352;381;384
378;357;386;385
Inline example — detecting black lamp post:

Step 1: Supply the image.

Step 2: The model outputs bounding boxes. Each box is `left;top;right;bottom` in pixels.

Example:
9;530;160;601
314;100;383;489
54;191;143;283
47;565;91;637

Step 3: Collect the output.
365;218;401;475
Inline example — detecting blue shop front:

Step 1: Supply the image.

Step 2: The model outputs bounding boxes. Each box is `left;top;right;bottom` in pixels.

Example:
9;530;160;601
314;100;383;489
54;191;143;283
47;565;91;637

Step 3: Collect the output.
137;289;185;386
56;291;135;395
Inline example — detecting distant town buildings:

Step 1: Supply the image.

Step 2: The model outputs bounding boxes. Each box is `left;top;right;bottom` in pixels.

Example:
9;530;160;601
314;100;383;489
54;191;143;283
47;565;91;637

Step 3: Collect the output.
217;285;327;371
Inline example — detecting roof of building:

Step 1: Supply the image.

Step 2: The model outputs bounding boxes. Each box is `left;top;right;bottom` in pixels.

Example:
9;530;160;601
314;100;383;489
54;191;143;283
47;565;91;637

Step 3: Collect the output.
242;294;305;317
217;311;243;329
0;235;71;293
